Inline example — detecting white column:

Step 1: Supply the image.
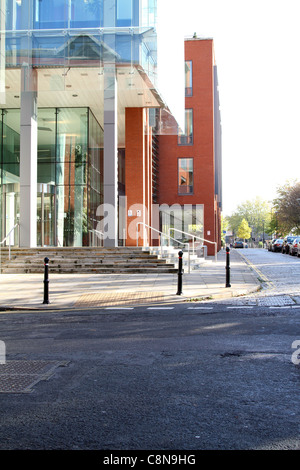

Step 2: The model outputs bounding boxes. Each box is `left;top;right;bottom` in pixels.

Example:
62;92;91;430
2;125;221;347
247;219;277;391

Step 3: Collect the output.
19;67;38;247
103;65;118;247
103;0;118;247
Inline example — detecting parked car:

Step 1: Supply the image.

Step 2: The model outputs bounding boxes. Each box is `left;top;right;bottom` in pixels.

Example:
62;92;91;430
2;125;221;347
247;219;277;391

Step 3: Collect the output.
267;239;276;251
272;239;284;252
233;240;244;248
282;236;298;254
289;237;300;255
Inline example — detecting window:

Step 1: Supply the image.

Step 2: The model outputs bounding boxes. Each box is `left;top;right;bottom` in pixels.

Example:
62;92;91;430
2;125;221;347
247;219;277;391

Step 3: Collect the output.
33;0;69;29
117;0;132;26
178;109;193;145
185;61;192;96
178;158;193;194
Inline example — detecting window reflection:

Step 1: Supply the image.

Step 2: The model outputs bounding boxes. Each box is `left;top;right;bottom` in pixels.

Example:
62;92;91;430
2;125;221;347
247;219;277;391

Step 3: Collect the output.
178;109;193;145
185;60;192;96
178;158;193;194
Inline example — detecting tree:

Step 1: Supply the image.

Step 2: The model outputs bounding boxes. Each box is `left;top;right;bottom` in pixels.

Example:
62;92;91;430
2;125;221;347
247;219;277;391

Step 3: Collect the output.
272;180;300;234
237;218;251;241
226;196;271;239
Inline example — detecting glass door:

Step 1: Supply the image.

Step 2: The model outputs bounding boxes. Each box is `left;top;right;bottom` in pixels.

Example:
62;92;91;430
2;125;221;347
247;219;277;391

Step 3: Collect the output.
37;184;56;246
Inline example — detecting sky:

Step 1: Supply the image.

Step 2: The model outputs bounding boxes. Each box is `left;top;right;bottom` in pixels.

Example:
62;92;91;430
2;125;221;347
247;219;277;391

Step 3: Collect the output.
162;0;300;216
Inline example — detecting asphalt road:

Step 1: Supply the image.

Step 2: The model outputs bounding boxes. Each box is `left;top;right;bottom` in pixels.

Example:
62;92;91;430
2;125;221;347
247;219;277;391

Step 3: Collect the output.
0;249;299;458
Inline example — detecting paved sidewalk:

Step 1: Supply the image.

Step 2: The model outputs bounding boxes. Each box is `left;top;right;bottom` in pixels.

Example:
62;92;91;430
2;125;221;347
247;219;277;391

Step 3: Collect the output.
0;249;261;310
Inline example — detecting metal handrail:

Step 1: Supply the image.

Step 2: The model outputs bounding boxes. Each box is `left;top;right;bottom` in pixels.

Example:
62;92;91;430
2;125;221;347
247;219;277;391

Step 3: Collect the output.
88;228;104;247
168;227;217;262
136;222;191;273
0;223;19;261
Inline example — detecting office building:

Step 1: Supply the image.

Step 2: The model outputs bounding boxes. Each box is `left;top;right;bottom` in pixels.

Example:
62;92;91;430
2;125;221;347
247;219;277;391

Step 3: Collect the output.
0;0;184;248
0;2;221;256
157;37;222;255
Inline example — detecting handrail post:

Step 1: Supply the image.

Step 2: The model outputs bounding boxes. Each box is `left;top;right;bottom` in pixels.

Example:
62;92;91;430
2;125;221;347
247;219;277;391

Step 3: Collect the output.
136;222;139;247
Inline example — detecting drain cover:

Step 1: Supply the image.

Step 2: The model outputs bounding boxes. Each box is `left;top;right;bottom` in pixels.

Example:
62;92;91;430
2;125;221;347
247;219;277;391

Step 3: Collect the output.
0;360;69;393
257;295;295;306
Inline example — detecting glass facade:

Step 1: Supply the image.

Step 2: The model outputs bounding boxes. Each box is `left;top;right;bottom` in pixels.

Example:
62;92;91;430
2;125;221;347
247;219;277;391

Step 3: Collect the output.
4;0;158;85
0;106;103;246
0;0;185;248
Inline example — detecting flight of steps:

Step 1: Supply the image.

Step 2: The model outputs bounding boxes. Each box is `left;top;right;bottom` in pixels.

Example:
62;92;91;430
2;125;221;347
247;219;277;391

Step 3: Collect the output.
147;245;210;271
0;247;178;274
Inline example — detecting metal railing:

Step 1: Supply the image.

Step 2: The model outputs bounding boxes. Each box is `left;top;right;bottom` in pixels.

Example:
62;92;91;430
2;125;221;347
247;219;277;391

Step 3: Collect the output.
0;223;20;274
136;222;191;273
88;228;104;247
168;228;217;262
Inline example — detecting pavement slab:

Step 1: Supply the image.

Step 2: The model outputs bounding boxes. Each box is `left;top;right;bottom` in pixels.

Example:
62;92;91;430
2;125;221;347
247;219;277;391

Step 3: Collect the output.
0;249;261;310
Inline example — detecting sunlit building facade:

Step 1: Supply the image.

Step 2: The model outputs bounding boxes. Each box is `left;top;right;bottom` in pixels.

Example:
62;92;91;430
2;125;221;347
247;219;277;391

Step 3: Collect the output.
158;37;222;255
0;0;184;248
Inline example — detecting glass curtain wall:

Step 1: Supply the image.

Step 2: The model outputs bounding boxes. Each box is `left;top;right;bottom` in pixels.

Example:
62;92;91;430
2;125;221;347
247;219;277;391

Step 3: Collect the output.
56;108;89;247
0;106;103;247
0;109;20;245
88;109;103;246
5;0;158;82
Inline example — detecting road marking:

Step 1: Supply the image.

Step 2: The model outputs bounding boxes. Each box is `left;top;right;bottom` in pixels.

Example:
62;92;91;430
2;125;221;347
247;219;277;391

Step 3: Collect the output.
104;307;134;310
226;306;254;309
187;307;213;310
268;306;291;309
237;252;275;289
147;307;174;310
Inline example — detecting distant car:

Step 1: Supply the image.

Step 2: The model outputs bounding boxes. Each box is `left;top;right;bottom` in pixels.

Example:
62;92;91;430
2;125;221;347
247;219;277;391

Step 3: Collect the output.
282;236;298;254
290;237;300;255
267;239;276;251
272;239;284;252
233;240;244;248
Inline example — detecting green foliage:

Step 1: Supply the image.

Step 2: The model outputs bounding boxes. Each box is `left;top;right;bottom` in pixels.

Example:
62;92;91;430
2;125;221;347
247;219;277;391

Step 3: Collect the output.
226;196;271;237
237;218;251;240
272;180;300;234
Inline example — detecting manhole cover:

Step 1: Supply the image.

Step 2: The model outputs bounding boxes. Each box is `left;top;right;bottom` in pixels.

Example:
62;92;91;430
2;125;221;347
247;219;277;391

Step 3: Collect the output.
257;295;295;306
0;360;69;393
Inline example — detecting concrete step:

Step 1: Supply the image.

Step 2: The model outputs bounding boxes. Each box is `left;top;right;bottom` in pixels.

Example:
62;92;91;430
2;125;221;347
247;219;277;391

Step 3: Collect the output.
0;247;178;274
1;266;178;274
147;246;208;270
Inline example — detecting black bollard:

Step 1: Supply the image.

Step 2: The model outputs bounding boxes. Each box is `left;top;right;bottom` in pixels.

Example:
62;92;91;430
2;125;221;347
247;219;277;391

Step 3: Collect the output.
43;257;50;304
176;250;183;295
225;246;231;288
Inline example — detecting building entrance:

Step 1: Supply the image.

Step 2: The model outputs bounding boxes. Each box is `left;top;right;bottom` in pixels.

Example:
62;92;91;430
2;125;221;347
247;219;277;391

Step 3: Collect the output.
37;184;56;247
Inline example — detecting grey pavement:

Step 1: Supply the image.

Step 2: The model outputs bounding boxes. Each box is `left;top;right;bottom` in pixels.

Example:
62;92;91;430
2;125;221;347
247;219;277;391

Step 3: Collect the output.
0;248;261;310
